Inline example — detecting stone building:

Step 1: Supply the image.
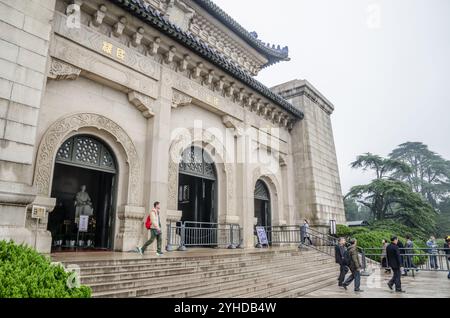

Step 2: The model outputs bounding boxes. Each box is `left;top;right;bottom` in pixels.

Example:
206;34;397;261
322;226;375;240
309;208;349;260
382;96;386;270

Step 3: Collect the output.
0;0;345;254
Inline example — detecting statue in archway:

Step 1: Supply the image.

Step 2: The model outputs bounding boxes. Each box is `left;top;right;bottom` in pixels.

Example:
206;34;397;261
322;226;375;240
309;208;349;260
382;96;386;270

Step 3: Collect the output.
74;185;93;222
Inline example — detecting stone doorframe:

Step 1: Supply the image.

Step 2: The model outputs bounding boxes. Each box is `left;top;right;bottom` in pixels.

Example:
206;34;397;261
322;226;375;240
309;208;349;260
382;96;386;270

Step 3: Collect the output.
167;128;236;224
32;113;145;251
252;167;284;227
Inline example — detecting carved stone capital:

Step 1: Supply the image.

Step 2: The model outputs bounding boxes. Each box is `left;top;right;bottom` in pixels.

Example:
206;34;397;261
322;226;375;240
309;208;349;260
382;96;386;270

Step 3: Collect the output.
48;58;81;81
222;115;244;136
172;90;192;108
147;37;161;56
131;27;145;47
89;4;107;27
113;17;127;37
128;91;155;118
164;46;177;64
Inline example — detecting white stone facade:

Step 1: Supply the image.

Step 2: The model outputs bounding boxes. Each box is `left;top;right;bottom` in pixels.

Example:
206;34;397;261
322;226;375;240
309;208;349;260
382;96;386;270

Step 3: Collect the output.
0;0;345;253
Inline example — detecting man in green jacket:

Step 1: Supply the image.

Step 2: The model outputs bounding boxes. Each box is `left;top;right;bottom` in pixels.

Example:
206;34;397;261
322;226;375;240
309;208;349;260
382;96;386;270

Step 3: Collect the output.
343;238;363;292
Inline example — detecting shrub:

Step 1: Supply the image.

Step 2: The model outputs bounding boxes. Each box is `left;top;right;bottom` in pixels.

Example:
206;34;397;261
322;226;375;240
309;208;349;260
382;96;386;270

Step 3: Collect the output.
336;224;369;238
0;240;91;298
336;225;427;264
368;220;428;241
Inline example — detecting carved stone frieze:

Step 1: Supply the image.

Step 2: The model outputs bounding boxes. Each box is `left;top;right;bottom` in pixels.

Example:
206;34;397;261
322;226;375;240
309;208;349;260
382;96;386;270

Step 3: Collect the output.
48;58;81;81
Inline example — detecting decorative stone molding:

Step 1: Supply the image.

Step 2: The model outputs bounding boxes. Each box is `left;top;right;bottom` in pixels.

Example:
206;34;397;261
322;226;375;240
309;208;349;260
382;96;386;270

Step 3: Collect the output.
128;91;155;118
56;9;298;130
34;113;143;206
172;89;193;108
48;58;81;81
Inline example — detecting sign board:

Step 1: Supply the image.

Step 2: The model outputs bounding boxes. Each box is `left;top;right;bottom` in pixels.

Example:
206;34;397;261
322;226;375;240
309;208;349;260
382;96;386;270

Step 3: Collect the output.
78;215;89;232
330;220;337;235
255;226;269;246
31;206;47;219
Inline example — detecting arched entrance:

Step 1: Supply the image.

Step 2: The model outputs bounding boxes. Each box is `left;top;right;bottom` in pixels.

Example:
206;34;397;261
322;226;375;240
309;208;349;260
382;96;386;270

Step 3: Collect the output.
47;135;117;252
178;146;217;224
254;179;271;228
177;146;217;246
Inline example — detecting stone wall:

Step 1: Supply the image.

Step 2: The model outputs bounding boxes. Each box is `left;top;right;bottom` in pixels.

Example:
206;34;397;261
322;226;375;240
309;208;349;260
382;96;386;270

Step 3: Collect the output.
272;80;346;227
0;0;56;252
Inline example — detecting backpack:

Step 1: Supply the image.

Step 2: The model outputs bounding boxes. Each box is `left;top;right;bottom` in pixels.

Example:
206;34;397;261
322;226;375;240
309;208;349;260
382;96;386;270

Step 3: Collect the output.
343;249;352;267
145;215;152;230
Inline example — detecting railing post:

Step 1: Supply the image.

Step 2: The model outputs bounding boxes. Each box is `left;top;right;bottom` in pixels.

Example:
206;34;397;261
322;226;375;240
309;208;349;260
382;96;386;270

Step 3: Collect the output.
228;224;236;249
165;220;175;252
178;222;187;251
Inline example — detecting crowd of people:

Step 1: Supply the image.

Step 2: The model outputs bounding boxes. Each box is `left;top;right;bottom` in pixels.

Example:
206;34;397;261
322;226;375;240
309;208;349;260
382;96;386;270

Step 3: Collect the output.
335;235;450;293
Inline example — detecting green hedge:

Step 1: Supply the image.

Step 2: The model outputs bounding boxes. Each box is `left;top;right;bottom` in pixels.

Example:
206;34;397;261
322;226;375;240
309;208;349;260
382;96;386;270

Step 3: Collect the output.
0;241;91;298
336;225;427;264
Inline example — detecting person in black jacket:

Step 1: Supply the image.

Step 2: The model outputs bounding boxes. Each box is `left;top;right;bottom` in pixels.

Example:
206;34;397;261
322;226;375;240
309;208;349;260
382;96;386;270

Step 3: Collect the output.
444;236;450;280
335;237;349;287
386;236;406;292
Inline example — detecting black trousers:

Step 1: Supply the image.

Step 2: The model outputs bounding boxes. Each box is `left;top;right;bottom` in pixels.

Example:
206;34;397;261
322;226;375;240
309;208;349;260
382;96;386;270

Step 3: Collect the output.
302;236;313;245
389;268;402;291
338;264;349;286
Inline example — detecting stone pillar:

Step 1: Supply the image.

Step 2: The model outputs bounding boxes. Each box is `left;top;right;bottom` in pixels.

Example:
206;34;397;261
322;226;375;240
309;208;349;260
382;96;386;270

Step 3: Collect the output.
0;0;56;252
272;80;346;229
142;68;173;251
236;124;255;248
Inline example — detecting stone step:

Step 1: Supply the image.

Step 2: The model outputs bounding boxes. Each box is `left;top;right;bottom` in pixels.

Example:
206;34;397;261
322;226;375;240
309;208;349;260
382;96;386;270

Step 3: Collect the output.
235;268;339;298
79;250;318;275
81;252;330;284
272;276;339;298
90;257;334;294
65;248;306;268
139;262;335;298
197;265;336;298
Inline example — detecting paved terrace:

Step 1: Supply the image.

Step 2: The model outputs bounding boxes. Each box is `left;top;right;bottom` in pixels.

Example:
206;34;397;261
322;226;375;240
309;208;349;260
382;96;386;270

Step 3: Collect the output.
303;268;450;298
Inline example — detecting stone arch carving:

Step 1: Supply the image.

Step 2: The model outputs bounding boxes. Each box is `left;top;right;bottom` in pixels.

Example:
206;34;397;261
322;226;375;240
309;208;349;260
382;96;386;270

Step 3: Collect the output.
167;128;233;219
33;113;142;206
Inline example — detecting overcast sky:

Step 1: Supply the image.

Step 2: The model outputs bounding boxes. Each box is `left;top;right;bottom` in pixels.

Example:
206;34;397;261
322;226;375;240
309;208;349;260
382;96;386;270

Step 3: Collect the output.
213;0;450;193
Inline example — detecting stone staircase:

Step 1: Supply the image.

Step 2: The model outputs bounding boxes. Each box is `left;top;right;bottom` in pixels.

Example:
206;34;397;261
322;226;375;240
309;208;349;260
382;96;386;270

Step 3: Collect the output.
69;248;339;298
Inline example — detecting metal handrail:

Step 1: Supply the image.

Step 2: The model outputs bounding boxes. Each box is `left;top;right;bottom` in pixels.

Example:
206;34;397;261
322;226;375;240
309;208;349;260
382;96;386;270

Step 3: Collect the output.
359;247;450;275
166;221;241;251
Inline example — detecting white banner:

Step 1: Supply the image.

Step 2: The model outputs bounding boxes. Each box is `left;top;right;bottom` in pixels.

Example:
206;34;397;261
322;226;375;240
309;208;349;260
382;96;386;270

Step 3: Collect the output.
79;215;89;232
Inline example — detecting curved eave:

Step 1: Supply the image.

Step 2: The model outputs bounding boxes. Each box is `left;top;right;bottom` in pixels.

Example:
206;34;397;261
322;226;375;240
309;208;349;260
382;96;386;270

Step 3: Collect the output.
192;0;290;64
109;0;304;120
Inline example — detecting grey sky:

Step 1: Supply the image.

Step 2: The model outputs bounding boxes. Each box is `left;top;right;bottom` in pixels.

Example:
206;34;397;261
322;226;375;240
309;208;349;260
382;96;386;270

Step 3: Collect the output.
213;0;450;193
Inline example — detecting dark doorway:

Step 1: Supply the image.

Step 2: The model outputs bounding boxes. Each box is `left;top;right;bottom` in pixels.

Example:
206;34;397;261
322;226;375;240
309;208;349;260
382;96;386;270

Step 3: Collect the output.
178;173;216;224
48;135;117;252
254;180;271;245
177;147;217;246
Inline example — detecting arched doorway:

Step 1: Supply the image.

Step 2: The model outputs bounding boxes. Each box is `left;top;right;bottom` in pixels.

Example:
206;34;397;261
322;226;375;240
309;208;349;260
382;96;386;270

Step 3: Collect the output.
178;146;217;246
47;135;117;252
178;146;217;223
254;179;271;228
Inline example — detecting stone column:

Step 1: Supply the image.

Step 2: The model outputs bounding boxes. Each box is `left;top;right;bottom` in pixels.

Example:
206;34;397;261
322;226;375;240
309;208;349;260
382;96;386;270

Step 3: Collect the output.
236;124;255;248
142;68;173;251
0;0;56;253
